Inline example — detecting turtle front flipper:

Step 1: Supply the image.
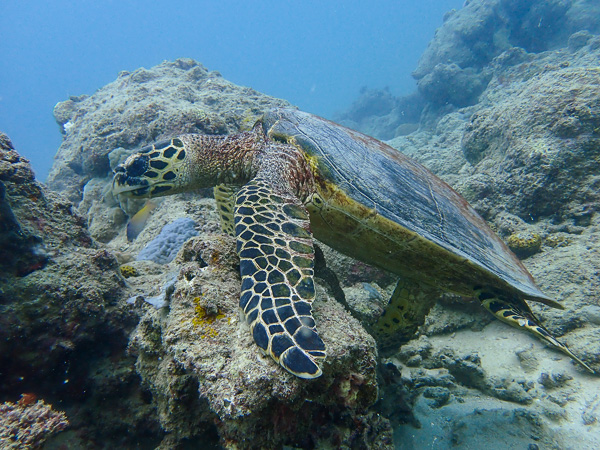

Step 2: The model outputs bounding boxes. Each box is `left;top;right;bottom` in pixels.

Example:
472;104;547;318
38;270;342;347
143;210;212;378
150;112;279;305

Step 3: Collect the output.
214;184;238;236
235;177;326;378
480;293;595;373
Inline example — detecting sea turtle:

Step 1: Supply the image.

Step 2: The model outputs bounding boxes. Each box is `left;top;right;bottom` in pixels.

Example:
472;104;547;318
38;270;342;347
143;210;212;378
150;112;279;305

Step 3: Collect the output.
112;108;593;378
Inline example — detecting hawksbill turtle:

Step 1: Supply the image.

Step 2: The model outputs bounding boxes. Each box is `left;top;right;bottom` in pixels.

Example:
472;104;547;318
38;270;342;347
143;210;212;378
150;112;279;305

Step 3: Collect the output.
112;107;593;378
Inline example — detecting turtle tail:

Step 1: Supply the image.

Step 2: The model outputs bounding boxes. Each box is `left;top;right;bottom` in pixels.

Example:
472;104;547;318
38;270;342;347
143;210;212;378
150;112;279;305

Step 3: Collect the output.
479;293;595;374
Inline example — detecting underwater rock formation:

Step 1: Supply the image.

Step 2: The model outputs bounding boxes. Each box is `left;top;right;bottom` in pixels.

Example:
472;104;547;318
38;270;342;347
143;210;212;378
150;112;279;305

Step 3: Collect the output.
0;134;159;447
0;134;128;392
35;4;600;446
413;0;600;106
48;58;290;205
460;66;600;222
0;136;47;277
341;0;600;138
129;233;384;448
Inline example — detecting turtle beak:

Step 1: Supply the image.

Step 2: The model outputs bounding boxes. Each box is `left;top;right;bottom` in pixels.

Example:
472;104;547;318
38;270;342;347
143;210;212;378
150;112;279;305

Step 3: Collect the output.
112;154;151;198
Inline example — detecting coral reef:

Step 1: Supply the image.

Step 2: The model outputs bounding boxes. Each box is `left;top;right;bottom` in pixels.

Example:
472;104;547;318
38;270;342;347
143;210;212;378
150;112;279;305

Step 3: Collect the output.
137;217;198;264
0;133;133;395
0;135;160;447
7;2;597;445
459;66;600;222
0;395;68;448
417;62;491;107
340;0;600;138
0;136;48;276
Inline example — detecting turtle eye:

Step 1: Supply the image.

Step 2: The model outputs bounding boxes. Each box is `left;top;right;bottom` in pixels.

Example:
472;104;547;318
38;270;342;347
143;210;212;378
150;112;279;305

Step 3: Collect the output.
126;155;149;177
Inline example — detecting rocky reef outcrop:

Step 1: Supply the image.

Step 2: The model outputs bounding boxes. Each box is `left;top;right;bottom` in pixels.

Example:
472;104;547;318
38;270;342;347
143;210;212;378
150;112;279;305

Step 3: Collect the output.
128;233;383;448
342;0;600;141
413;0;600;107
5;0;600;446
0;135;159;447
332;0;600;447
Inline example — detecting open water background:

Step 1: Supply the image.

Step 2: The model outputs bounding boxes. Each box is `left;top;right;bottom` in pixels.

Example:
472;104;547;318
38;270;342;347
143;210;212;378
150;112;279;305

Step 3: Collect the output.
0;0;462;180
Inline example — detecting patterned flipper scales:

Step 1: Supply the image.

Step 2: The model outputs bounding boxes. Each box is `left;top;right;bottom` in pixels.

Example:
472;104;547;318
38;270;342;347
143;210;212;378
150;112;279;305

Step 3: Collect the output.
214;184;237;236
235;178;326;378
480;294;595;373
373;279;439;355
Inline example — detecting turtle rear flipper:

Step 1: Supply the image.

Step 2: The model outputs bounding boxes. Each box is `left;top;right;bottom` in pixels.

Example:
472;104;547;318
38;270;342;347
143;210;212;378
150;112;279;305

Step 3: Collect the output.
373;279;439;355
235;177;325;378
480;295;595;373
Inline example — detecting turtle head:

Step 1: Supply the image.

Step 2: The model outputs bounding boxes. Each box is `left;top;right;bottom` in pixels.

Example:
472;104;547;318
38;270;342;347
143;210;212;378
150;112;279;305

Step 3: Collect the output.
113;131;262;199
112;137;193;198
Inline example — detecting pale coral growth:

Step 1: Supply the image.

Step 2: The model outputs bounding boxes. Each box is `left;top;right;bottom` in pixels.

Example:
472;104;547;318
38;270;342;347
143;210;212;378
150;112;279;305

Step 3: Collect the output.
0;395;68;449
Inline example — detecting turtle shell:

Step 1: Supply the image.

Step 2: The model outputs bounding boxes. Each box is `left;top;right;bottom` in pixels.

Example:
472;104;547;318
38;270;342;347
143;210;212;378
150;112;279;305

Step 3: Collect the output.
262;108;552;304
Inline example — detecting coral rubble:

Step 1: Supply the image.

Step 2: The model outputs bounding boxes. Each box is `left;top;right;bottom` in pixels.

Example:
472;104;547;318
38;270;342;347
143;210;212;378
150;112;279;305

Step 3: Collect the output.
0;396;68;449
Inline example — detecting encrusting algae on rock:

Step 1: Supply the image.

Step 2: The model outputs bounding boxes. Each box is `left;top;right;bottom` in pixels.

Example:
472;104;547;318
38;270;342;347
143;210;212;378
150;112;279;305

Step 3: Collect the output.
192;295;227;338
119;264;138;278
506;232;542;259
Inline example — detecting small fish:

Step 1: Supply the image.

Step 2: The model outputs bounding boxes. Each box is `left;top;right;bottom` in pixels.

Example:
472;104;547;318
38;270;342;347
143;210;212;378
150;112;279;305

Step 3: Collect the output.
127;199;157;241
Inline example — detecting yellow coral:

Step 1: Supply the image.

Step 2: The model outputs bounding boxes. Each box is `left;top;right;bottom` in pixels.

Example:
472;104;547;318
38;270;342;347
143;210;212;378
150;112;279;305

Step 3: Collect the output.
119;265;138;278
507;232;542;258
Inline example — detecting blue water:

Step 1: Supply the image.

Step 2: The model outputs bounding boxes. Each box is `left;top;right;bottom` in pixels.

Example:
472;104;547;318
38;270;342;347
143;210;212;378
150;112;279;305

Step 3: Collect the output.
0;0;463;181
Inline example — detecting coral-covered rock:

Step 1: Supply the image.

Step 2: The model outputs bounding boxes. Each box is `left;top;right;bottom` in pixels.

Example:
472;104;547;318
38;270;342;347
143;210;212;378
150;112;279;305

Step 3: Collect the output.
48;58;289;205
0;135;159;447
0;135;133;394
0;396;68;448
460;67;600;221
129;233;383;448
